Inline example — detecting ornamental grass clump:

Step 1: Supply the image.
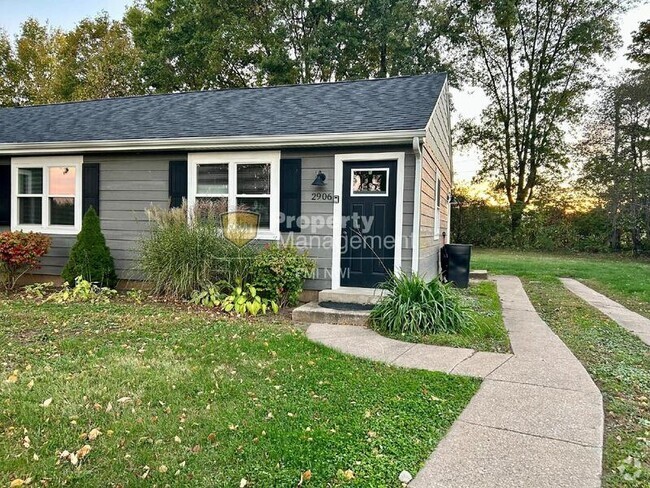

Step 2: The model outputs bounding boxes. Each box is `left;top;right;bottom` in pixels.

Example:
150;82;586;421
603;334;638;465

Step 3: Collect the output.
139;200;258;298
370;273;471;335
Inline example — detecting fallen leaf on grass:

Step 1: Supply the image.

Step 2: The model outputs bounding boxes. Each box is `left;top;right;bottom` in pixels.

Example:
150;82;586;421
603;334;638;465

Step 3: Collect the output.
158;465;168;473
6;373;18;384
298;469;312;485
76;445;91;460
41;398;52;408
239;479;248;487
27;380;34;390
88;429;101;441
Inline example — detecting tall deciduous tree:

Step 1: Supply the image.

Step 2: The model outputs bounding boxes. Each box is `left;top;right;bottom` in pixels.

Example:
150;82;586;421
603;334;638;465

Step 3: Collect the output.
455;0;629;231
56;13;145;100
0;29;16;107
580;20;650;254
13;18;64;105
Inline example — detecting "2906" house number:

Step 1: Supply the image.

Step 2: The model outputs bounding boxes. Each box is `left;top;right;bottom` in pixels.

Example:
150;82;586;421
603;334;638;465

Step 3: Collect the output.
311;192;334;201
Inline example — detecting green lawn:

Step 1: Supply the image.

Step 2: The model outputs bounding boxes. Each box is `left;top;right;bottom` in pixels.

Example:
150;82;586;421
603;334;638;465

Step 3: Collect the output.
377;281;510;353
473;248;650;318
475;249;650;487
0;298;479;487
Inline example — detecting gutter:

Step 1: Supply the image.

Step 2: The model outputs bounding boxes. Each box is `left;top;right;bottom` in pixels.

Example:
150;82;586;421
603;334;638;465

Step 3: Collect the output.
411;136;423;275
0;129;425;155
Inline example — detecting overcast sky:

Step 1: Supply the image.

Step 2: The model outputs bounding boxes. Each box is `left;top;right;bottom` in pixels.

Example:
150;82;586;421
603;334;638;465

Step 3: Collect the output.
1;0;648;181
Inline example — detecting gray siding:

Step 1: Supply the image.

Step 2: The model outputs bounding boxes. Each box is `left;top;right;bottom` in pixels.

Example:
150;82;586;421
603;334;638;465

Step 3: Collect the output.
419;81;452;278
0;158;8;233
89;153;181;280
18;145;417;290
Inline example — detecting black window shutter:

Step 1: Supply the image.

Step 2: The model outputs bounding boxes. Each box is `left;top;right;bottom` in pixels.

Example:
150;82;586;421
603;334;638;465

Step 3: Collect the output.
280;158;302;232
82;163;100;216
169;161;188;208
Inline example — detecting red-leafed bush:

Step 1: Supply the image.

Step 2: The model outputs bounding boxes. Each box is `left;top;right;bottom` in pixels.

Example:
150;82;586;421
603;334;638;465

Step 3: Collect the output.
0;231;52;291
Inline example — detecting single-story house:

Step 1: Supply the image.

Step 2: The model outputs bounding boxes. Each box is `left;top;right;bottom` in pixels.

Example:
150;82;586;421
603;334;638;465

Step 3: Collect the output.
0;73;452;291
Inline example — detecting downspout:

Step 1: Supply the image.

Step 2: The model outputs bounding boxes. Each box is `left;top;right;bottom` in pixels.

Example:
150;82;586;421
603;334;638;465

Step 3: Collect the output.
411;136;423;275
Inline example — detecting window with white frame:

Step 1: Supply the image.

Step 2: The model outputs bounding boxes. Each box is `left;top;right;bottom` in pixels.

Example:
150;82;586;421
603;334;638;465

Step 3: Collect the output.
11;156;83;234
188;151;280;238
434;170;441;240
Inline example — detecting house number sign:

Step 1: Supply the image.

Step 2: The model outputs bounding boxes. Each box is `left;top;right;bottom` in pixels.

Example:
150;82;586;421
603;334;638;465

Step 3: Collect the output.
311;191;334;201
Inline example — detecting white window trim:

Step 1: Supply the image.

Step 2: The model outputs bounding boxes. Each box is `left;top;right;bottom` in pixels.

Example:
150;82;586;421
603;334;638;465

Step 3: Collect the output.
10;155;84;235
332;152;405;290
187;151;281;240
434;169;441;240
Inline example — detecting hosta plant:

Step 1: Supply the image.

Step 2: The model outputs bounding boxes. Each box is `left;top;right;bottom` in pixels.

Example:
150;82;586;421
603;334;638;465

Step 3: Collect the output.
46;276;117;304
222;283;279;316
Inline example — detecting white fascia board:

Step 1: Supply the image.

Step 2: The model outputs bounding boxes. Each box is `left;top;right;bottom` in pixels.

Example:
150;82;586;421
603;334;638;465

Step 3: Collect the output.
0;130;425;155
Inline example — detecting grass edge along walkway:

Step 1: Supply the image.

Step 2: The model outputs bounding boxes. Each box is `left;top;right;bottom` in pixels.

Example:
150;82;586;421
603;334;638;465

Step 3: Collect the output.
523;278;650;487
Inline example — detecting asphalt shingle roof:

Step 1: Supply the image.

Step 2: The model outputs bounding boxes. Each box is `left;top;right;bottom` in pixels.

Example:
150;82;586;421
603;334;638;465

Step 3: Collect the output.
0;73;446;144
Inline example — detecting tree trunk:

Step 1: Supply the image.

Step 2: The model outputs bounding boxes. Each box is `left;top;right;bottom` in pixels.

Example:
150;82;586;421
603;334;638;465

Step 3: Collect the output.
510;200;525;233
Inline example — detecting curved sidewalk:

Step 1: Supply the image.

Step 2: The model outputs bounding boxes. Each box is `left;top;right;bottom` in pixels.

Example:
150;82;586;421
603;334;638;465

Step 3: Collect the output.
306;276;604;487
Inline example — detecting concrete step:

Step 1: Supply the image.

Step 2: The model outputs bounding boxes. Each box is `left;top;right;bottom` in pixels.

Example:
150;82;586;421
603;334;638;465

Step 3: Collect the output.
318;287;386;305
292;301;370;326
470;270;488;280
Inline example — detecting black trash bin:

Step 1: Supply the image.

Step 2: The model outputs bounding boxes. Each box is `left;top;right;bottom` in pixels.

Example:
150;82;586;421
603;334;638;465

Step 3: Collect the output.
442;244;472;288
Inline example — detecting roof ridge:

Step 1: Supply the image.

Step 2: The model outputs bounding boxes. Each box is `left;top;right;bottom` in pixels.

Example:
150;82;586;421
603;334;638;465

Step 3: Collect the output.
1;73;446;111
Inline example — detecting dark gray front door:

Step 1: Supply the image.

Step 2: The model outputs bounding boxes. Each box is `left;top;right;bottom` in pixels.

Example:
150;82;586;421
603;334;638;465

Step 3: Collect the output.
0;166;9;226
341;161;397;287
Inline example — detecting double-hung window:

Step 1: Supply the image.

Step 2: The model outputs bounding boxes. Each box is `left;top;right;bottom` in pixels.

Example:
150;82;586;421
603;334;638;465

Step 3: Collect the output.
188;151;280;239
11;156;83;234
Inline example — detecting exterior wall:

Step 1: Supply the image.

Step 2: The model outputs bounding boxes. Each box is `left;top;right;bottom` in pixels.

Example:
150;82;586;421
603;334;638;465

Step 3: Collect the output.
89;153;184;280
419;81;453;279
10;145;416;290
0;157;8;232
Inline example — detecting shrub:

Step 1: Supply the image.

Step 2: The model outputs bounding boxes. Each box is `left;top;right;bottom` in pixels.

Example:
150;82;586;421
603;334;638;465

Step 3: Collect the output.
252;244;316;307
62;207;117;288
0;231;51;290
370;274;471;335
139;201;258;298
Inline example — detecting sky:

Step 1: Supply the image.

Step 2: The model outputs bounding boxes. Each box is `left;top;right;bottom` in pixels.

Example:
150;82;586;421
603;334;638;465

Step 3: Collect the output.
1;0;649;181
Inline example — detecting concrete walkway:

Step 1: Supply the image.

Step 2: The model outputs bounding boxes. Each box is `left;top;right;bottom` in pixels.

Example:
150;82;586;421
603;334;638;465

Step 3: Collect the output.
561;278;650;346
306;276;604;487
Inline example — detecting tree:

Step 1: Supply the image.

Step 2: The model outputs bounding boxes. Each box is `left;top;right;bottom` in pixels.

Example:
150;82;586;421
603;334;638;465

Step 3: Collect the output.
62;207;118;288
125;0;455;90
55;13;145;100
12;18;65;105
455;0;629;231
0;29;17;107
627;20;650;66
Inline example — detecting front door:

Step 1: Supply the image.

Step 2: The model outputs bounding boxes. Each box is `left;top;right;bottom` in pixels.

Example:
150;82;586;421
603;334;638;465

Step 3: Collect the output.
0;166;9;226
340;160;397;287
